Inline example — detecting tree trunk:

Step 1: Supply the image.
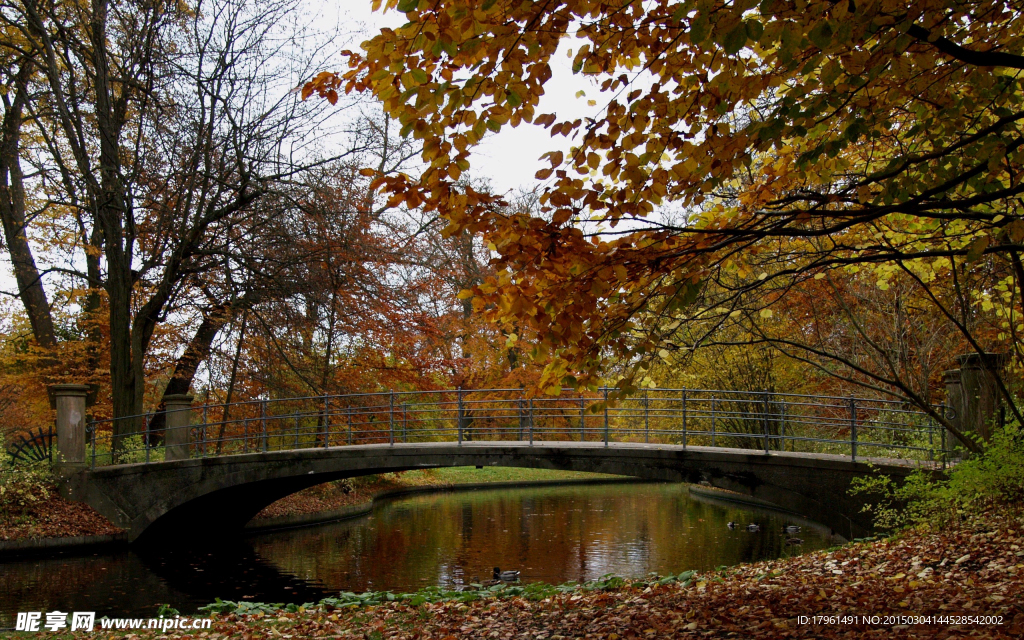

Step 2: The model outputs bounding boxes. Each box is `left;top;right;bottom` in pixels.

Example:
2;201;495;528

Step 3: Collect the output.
89;0;140;452
0;62;57;352
147;303;232;440
217;311;249;454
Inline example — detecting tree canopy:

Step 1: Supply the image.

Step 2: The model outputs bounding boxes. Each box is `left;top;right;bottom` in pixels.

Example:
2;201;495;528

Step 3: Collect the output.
306;0;1024;444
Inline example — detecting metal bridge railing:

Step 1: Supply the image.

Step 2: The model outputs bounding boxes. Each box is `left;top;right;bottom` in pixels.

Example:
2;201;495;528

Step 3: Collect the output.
83;388;951;468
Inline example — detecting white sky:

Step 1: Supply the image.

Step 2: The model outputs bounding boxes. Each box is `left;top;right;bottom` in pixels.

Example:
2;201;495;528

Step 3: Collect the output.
0;2;594;297
338;2;594;196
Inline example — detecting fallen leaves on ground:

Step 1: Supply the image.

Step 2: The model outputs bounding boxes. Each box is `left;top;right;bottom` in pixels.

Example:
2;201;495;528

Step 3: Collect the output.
0;483;122;541
44;509;1024;639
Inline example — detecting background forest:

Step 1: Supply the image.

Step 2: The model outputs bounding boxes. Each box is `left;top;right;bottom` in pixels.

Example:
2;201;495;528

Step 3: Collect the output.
2;0;1023;460
0;0;546;448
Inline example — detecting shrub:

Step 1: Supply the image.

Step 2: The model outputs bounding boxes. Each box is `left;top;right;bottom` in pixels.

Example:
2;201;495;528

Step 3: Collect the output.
851;424;1024;531
0;458;53;520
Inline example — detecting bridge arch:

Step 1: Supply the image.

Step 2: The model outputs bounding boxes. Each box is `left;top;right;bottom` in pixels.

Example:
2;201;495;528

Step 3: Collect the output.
61;442;917;545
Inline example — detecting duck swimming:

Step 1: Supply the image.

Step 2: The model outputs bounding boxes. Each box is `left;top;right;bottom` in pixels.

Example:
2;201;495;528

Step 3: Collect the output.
786;537;804;545
727;521;737;529
746;523;760;532
494;567;521;581
783;525;802;534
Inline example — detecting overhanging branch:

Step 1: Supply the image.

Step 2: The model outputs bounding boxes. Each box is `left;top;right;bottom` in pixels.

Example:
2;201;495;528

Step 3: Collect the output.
909;24;1024;70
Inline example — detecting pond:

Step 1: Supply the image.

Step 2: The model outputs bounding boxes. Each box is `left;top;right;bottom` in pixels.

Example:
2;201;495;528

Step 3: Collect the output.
0;481;833;624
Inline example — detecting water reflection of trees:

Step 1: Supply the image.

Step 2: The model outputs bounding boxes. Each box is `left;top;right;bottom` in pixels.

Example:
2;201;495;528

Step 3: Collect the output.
0;552;191;624
250;484;829;593
1;484;831;622
0;542;329;623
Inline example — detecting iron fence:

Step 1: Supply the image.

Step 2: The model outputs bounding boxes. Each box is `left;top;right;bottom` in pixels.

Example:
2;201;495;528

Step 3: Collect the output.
84;388;952;468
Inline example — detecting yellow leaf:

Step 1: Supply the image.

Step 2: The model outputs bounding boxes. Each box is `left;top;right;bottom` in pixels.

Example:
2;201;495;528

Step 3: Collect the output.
966;236;990;262
759;308;773;319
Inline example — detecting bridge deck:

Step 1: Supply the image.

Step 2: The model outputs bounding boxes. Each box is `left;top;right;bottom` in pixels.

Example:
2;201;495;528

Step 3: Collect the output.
87;440;945;472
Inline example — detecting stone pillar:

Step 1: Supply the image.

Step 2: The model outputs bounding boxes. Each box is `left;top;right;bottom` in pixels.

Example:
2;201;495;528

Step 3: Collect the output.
942;369;963;432
49;384;90;467
956;352;1008;441
163;394;195;461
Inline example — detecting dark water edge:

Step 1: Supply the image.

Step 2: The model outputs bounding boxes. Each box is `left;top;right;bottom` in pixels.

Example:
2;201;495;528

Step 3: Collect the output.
0;482;832;625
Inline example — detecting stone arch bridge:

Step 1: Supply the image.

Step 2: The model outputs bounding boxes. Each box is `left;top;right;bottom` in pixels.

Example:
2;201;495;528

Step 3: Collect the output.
48;386;948;545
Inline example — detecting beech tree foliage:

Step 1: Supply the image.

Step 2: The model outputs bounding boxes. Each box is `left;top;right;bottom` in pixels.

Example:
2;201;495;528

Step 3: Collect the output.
306;0;1024;443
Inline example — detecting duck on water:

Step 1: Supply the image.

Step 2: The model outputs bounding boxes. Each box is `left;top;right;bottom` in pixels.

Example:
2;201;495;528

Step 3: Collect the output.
494;567;521;581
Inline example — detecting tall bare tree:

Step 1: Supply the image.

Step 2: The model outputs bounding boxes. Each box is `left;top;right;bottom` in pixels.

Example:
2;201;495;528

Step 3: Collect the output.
1;0;357;451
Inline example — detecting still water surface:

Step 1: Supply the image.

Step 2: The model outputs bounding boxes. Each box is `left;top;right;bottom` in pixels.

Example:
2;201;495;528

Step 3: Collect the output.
0;482;831;624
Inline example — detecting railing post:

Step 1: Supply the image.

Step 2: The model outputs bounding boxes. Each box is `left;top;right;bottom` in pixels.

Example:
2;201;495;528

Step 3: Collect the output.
89;424;96;469
294;412;300;449
681;388;687;449
763;393;770;454
145;413;151;464
49;384;89;468
711;396;716;447
457;387;464;445
849;397;857;461
164;394;194;461
402;403;408;442
347;408;353;445
579;395;585;442
927;411;934;462
603;387;609;447
243;417;249;454
389;389;395;446
529;397;534;445
202;404;208;457
940;414;947;470
644;389;649;444
261;400;268;452
323;395;330;448
515;396;522;440
780;403;787;452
